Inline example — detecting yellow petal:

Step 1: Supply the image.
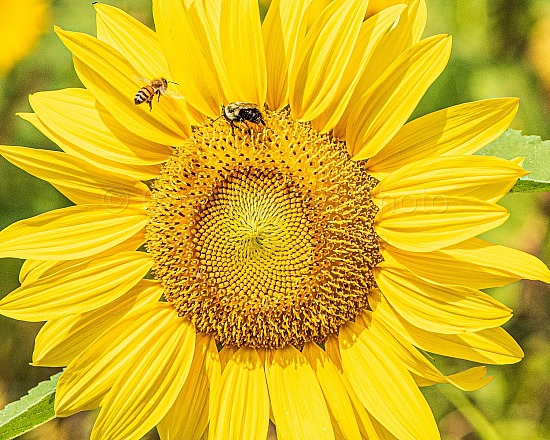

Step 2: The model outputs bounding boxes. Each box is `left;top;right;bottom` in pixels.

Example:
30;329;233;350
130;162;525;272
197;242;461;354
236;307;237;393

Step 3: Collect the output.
441;237;550;284
219;345;238;371
202;0;222;37
0;205;147;260
94;3;205;124
220;0;266;104
375;298;524;364
266;345;335;440
311;5;405;133
262;0;312;110
176;1;236;110
381;237;550;289
19;260;55;284
442;368;493;391
94;3;170;79
28;88;172;166
339;321;439;440
333;0;427;138
350;402;398;440
373;155;528;207
412;367;492;391
290;0;369;121
0;146;150;208
19;230;145;285
32;280;161;366
90;309;195;440
367;0;409;17
325;336;399;440
374;263;512;333
302;342;361;440
158;334;220;440
304;0;330;30
53;303;163;414
366;98;520;178
56;304;194;417
375;196;509;252
347;34;452;160
0;251;152;321
361;0;428;86
55;27;190;144
18;112;162;181
366;311;493;391
153;0;223;117
209;347;269;440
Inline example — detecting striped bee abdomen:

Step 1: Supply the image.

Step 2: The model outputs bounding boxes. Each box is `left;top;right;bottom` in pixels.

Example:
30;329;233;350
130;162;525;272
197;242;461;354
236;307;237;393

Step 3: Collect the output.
134;86;154;105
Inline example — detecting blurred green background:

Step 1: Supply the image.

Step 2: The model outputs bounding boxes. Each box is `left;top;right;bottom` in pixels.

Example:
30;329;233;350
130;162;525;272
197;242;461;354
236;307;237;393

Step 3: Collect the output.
1;0;550;439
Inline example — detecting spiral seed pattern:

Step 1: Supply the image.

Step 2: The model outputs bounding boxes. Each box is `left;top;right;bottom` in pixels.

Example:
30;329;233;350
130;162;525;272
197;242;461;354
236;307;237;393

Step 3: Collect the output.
146;109;382;348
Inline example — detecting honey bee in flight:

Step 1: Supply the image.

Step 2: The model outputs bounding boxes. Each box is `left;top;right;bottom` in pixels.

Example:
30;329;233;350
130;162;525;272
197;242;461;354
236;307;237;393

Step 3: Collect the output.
134;77;181;111
213;102;266;134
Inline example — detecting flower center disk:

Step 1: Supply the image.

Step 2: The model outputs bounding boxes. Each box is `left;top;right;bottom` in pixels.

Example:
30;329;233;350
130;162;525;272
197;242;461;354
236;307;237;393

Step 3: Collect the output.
146;109;382;349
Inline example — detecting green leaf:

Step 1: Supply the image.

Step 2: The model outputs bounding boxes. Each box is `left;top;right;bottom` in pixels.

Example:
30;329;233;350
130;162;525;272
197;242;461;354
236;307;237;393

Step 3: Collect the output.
0;372;61;440
477;129;550;193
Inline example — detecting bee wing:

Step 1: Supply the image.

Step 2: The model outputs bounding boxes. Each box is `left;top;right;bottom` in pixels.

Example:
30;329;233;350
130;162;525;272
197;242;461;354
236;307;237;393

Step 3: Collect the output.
237;102;259;109
164;89;186;100
134;75;151;85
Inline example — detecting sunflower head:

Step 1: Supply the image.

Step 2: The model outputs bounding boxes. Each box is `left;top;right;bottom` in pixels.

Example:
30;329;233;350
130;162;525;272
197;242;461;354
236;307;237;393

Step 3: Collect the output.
0;0;547;440
147;108;382;349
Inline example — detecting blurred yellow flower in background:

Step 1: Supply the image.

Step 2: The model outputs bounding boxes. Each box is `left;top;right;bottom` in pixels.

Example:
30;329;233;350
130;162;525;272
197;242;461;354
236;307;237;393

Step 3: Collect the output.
0;0;49;74
0;0;549;439
528;13;550;97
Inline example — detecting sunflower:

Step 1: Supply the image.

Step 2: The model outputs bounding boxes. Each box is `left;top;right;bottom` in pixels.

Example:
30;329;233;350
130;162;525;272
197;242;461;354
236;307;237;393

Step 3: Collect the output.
0;0;49;74
0;0;549;439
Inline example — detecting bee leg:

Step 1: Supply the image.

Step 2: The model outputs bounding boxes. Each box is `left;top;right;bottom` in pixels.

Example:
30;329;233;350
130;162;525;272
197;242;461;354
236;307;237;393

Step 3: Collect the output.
230;121;237;136
243;121;252;136
157;90;162;103
148;99;153;112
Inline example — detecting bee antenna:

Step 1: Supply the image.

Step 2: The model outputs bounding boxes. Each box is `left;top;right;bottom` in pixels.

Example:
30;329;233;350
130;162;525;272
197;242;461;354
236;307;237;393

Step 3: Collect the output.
209;105;225;123
167;80;179;85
